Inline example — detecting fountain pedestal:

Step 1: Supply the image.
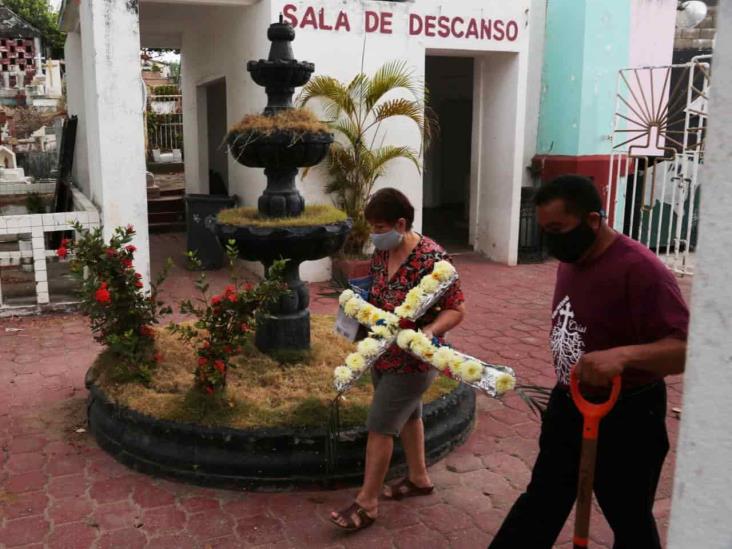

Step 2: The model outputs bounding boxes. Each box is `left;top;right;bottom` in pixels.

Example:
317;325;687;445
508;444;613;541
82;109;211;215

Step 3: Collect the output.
216;17;351;352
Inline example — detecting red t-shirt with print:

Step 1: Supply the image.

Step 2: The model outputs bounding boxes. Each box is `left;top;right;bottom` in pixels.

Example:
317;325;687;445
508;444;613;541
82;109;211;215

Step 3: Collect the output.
551;234;689;389
369;235;465;374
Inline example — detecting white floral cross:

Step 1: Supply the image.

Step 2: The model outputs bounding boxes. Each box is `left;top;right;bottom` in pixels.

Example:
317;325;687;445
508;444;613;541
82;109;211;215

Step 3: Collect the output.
333;261;516;398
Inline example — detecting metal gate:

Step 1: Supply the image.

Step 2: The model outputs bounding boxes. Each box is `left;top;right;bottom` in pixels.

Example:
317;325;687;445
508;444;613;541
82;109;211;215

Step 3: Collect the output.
607;55;711;276
145;94;184;154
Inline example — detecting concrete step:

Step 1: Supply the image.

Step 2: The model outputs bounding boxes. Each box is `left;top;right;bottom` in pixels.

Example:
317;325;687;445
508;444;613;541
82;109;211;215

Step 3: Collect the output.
148;196;184;214
149;221;186;234
149;210;185;224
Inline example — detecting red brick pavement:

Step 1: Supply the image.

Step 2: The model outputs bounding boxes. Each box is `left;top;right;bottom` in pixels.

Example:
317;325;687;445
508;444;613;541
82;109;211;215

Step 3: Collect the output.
0;235;692;548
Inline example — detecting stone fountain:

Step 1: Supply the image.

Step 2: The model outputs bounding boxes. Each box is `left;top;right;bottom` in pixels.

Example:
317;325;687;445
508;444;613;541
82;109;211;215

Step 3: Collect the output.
215;18;352;352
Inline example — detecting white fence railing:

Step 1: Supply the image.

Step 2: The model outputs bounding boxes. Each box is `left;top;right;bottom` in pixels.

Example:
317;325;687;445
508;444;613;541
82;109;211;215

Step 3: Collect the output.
0;186;100;311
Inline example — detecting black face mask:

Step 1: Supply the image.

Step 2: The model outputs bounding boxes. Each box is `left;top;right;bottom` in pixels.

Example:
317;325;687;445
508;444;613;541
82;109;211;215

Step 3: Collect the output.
544;220;597;263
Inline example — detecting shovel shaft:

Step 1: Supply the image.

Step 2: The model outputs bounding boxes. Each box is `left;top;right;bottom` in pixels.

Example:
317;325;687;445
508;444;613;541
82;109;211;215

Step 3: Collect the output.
573;432;599;549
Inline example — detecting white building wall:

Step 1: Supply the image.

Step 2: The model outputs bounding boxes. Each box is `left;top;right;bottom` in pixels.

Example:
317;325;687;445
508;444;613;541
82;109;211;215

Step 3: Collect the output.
144;0;536;277
64;32;91;199
667;3;732;547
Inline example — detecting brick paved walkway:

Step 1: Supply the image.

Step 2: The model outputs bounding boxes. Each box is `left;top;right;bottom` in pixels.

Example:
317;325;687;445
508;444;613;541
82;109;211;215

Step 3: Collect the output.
0;235;691;548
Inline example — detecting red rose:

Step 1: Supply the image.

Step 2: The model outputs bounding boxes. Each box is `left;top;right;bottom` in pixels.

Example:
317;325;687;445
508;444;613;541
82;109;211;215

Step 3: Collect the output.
214;360;225;373
121;258;133;269
227;293;237;303
125;245;137;254
126;225;135;233
398;318;417;330
105;247;116;258
95;282;111;304
56;246;68;259
134;272;142;279
134;280;143;288
225;284;236;294
211;295;222;305
197;356;208;366
243;283;253;292
240;323;250;333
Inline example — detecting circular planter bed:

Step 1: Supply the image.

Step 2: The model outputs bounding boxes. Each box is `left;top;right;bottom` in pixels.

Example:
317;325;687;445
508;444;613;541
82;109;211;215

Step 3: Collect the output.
84;316;476;490
86;375;474;490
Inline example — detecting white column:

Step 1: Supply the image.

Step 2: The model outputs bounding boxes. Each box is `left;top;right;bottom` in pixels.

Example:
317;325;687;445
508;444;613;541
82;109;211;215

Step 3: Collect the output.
667;4;732;548
78;0;151;284
64;32;91;199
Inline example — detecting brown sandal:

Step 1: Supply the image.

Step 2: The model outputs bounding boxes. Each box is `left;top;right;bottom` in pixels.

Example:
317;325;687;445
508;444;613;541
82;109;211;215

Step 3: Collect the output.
329;501;376;531
383;478;435;500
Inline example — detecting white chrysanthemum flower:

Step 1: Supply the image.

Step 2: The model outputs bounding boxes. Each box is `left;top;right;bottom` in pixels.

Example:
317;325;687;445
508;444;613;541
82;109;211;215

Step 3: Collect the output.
411;331;431;348
396;329;417;349
339;289;355;306
384;312;400;325
495;372;517;394
411;339;435;359
346;352;367;372
371;324;393;339
357;338;380;358
448;356;464;377
433;347;455;371
433;260;455;282
394;303;415;318
357;305;374;325
344;298;362;317
405;287;424;308
334;366;353;383
460;360;484;382
420;276;440;293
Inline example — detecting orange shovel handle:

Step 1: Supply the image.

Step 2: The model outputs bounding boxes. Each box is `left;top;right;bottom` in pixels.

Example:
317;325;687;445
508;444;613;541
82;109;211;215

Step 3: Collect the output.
570;369;621;549
570;370;622;440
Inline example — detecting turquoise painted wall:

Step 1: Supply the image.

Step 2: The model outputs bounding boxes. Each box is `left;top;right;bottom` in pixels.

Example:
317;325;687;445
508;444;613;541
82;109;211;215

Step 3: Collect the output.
537;0;631;156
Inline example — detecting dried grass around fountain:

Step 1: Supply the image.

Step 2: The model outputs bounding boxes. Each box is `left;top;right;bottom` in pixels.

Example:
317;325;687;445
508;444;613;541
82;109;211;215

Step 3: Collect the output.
91;314;458;430
229;108;330;136
217;204;347;228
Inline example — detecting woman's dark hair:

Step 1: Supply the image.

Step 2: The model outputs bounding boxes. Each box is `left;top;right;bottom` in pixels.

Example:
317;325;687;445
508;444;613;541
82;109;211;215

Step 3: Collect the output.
534;174;603;217
364;188;415;229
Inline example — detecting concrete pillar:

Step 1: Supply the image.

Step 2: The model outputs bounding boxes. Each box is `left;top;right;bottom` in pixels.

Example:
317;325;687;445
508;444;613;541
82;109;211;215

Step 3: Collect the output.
532;0;675;215
64;32;91;199
78;0;151;284
667;4;732;548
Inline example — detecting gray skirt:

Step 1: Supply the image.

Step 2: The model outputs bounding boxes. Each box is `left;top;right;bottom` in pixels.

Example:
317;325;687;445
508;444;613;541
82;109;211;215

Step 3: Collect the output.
366;368;438;436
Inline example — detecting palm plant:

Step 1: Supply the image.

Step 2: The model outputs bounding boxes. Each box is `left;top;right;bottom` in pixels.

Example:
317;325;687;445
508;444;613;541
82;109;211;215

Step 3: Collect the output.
299;60;436;256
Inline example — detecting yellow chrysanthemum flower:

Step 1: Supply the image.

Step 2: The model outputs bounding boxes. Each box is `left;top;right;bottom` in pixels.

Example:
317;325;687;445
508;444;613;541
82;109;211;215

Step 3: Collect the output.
420;276;440;293
460;360;484;382
339;289;355;306
334;366;353;383
495;372;517;395
357;338;380;358
344;297;362;317
433;347;455;371
346;352;367;372
397;329;417;349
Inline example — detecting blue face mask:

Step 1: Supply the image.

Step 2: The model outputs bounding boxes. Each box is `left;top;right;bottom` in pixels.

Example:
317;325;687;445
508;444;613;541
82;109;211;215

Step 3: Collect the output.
370;229;403;251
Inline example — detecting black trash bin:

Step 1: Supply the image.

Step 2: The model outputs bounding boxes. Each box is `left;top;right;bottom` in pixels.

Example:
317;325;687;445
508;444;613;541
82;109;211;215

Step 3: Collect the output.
185;194;238;270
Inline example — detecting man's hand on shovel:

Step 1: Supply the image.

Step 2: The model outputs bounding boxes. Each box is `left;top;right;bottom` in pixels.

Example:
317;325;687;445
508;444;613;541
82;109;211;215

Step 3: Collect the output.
574;347;628;387
570;367;622;549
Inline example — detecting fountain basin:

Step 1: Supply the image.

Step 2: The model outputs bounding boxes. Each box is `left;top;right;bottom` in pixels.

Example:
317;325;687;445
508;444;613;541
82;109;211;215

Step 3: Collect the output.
226;130;333;169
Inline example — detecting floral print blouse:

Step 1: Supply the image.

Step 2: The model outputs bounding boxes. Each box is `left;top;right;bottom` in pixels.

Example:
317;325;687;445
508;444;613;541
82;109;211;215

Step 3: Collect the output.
368;235;465;374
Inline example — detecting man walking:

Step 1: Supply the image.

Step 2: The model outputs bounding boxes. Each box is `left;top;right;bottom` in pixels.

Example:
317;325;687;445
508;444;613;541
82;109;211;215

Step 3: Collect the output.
489;175;689;549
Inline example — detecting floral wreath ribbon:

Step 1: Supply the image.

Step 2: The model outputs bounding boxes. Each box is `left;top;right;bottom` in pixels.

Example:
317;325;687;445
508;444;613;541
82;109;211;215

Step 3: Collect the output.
333;260;517;398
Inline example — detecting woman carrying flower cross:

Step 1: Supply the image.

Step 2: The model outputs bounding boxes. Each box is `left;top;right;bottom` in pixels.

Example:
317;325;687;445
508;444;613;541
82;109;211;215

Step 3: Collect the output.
330;188;466;531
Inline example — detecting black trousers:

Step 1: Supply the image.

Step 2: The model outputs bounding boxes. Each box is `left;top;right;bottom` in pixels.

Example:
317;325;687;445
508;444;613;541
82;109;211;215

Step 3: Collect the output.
489;382;669;549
